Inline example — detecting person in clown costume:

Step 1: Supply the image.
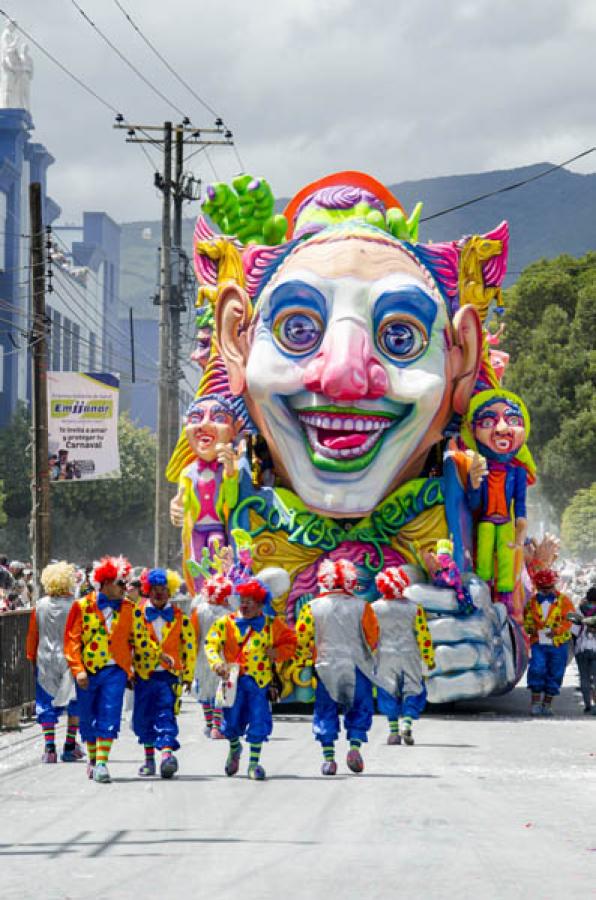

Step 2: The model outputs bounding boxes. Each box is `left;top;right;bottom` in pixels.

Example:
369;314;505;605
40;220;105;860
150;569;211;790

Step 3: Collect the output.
132;568;197;778
461;388;536;612
295;559;379;776
63;556;134;783
524;568;574;716
205;576;296;780
372;566;435;746
190;572;234;739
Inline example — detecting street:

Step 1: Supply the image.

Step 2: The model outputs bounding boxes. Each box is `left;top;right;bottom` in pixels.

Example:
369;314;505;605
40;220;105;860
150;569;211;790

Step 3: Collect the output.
0;675;594;900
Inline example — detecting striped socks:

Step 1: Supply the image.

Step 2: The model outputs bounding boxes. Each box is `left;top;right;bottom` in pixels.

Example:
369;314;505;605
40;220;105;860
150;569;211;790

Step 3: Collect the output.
144;744;155;763
212;708;223;729
87;741;97;764
249;742;262;768
202;702;214;728
349;739;362;750
401;717;413;730
41;722;56;751
161;745;174;760
388;719;399;734
322;744;335;761
64;722;78;750
96;738;113;765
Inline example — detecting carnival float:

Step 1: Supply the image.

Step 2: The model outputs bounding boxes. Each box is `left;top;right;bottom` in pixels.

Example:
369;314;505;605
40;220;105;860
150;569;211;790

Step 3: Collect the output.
167;170;536;704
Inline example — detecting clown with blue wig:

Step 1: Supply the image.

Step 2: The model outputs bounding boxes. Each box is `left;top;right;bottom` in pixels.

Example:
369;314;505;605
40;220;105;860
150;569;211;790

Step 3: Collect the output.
132;568;197;779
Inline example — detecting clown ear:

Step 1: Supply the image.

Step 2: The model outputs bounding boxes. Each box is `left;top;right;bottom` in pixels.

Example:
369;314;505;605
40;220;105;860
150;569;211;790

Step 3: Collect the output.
257;567;291;599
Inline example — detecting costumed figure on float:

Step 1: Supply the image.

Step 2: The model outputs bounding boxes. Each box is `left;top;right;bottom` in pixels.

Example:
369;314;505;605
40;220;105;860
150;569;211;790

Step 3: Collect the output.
167;169;537;703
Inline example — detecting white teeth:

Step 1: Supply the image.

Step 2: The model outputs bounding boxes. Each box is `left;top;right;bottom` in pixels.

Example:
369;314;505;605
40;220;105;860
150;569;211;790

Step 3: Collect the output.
355;419;364;432
322;416;331;428
344;419;354;430
331;417;343;430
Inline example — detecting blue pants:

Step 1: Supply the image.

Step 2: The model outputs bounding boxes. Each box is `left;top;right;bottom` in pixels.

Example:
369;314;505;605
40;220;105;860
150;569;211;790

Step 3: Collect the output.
313;669;374;745
377;683;427;721
35;681;78;725
76;665;127;742
133;670;180;750
222;675;272;744
527;643;568;697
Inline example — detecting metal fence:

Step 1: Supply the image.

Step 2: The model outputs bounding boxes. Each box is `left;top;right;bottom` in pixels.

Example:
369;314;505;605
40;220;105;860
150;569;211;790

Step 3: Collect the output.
0;610;35;725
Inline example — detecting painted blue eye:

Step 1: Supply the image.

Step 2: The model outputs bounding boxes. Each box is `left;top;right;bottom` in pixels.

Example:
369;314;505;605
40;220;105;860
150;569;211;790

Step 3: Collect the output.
378;318;427;361
274;310;323;355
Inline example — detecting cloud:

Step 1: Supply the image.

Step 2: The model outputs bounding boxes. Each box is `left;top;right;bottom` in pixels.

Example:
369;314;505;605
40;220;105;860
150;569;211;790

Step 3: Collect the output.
5;0;595;222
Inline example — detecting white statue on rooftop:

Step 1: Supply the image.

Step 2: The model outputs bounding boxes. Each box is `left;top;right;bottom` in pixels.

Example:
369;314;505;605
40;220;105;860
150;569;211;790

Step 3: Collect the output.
0;22;33;112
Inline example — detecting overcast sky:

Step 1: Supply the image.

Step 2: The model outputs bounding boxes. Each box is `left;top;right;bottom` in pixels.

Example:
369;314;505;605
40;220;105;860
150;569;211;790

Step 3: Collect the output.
5;0;596;223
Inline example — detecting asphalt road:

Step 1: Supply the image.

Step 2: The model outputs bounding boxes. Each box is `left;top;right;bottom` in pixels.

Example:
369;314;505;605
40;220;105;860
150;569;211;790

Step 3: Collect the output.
0;674;594;900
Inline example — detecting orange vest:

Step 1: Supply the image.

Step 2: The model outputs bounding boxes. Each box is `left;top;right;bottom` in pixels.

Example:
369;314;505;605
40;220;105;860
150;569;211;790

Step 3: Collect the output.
64;592;134;677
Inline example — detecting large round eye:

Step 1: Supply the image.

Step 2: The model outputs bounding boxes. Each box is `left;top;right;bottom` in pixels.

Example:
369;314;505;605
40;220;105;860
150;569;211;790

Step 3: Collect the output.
273;309;323;355
378;316;427;361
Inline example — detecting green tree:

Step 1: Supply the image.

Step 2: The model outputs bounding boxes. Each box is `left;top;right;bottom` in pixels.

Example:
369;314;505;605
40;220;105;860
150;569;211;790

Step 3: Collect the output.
0;480;7;528
561;484;596;561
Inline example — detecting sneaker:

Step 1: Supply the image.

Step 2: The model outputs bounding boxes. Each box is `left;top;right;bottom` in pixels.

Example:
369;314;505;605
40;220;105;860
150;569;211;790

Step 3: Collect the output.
138;760;157;777
41;750;57;764
86;762;95;780
210;727;225;740
61;743;85;762
530;703;542;716
247;764;266;781
541;705;554;718
346;748;364;773
402;728;415;746
225;745;242;777
321;760;337;776
93;763;111;784
387;733;402;745
160;754;179;779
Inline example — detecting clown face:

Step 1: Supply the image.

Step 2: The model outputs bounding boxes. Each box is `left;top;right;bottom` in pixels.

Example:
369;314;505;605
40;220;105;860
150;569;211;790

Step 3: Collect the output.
230;236;478;516
185;398;238;462
472;399;526;460
191;326;213;368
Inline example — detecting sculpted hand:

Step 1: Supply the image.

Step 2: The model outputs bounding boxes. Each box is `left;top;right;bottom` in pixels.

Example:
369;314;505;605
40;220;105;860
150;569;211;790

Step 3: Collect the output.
406;572;527;703
216;442;242;478
469;451;487;491
170;492;184;527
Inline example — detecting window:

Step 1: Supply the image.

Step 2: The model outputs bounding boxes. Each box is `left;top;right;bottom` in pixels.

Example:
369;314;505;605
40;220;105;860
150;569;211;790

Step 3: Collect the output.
62;316;72;370
52;310;61;370
72;323;80;371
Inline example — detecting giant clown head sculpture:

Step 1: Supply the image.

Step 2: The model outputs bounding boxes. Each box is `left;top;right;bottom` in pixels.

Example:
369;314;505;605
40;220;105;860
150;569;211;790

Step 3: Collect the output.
181;172;509;520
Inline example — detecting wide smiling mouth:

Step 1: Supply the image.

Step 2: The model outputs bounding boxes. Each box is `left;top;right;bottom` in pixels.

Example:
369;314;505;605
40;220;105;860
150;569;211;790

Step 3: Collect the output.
494;436;513;452
294;404;412;467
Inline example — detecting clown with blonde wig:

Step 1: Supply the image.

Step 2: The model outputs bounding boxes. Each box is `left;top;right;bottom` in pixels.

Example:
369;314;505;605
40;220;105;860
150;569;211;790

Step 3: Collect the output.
64;555;134;783
372;566;435;746
295;557;379;776
26;561;84;764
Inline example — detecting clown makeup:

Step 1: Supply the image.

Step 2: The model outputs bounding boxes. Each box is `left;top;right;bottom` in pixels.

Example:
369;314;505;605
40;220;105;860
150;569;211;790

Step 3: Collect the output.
185;398;238;461
244;237;455;515
472;400;525;459
149;582;170;608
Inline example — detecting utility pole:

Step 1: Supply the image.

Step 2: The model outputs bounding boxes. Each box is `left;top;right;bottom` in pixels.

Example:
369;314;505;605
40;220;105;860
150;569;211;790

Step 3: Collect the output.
114;118;233;566
29;183;51;592
155;121;172;567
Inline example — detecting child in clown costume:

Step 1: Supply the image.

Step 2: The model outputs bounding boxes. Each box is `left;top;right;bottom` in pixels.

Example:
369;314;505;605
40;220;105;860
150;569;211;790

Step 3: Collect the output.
132;569;197;778
372;566;435;746
190;572;233;739
295;559;379;776
26;561;84;763
64;556;134;783
205;577;296;780
524;568;574;716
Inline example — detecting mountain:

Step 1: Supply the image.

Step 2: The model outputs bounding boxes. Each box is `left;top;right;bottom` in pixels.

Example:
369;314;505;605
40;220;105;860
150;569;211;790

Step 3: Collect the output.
119;162;596;317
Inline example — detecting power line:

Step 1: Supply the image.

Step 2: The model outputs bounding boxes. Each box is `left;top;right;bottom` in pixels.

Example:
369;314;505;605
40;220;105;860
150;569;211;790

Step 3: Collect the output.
70;0;189;119
420;147;596;223
0;7;121;116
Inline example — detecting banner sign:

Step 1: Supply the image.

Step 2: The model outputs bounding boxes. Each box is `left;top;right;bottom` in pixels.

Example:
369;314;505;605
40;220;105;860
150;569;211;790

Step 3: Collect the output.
47;372;121;481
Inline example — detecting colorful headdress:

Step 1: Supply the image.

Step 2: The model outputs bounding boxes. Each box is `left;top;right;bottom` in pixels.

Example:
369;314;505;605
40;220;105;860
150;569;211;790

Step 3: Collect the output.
375;566;410;599
317;558;359;594
92;555;131;589
532;568;559;591
203;573;233;605
235;578;272;608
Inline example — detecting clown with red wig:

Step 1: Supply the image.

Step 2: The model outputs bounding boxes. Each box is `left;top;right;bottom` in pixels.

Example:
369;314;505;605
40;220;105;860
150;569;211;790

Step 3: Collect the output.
64;555;134;783
523;567;574;716
372;567;435;746
295;558;379;776
190;573;234;739
205;576;296;780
